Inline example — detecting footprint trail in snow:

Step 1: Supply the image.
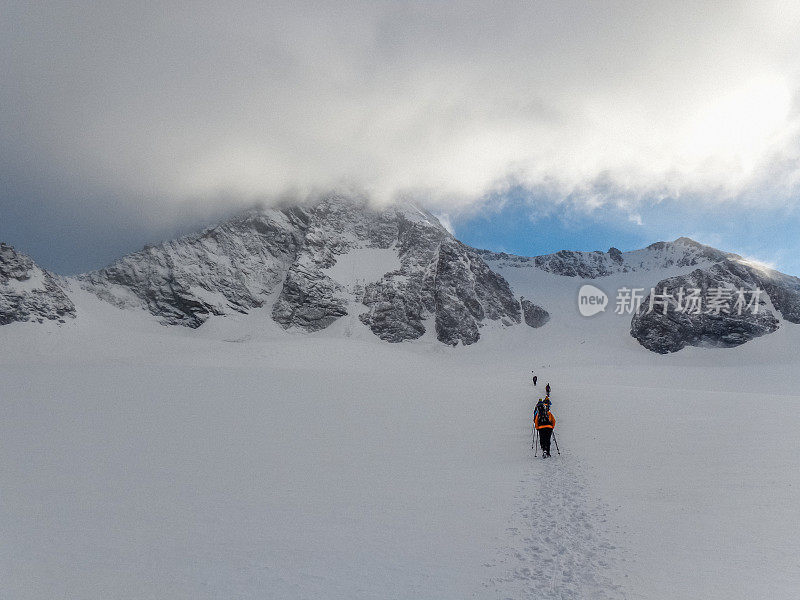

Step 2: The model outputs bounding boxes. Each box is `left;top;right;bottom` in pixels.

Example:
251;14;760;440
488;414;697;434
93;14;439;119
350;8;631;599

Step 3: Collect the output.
483;454;628;599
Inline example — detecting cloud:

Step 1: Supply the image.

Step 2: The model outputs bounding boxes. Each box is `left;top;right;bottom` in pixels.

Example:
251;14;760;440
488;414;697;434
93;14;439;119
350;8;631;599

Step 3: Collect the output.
3;0;800;261
738;255;778;272
433;212;455;235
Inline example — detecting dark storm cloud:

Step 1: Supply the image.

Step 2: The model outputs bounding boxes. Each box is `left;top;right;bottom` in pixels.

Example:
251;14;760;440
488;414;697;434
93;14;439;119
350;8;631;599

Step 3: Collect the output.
3;1;800;271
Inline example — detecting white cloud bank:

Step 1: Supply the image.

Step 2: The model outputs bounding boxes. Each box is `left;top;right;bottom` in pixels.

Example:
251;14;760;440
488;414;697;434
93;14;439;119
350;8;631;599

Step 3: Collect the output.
4;1;800;214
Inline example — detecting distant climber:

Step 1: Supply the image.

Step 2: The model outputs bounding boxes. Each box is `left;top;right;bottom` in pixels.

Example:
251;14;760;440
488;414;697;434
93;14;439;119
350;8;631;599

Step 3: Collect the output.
532;373;538;386
534;401;556;458
545;382;551;396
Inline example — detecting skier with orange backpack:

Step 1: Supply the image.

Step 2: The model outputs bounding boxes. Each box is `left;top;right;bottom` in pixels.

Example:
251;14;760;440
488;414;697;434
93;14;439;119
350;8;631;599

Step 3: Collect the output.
534;398;556;458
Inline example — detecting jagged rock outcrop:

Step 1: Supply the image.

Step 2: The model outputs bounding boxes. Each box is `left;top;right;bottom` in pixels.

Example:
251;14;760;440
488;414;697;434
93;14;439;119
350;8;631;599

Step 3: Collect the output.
630;260;787;353
359;279;427;342
433;241;522;345
356;211;529;345
521;299;550;328
0;243;75;325
271;262;349;331
82;196;545;345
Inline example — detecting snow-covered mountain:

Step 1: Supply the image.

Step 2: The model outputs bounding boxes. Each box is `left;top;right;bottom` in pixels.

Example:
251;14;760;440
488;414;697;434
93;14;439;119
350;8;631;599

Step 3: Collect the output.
630;257;800;352
2;197;800;353
0;243;75;325
476;236;734;278
481;237;800;353
77;196;538;346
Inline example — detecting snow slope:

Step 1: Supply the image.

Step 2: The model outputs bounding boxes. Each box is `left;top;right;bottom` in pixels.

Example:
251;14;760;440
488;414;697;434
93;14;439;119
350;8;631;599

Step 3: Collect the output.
2;247;800;599
482;259;800;598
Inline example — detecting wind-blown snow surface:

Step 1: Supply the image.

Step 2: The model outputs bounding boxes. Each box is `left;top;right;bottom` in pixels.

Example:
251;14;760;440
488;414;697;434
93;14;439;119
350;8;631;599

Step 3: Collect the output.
3;259;800;598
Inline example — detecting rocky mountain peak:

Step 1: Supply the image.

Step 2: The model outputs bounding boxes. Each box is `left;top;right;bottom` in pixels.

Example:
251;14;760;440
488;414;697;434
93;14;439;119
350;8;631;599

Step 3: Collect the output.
0;243;75;325
78;196;545;345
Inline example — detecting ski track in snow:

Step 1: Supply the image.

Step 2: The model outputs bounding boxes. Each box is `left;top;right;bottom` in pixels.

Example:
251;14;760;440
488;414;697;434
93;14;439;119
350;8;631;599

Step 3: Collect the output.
483;453;626;599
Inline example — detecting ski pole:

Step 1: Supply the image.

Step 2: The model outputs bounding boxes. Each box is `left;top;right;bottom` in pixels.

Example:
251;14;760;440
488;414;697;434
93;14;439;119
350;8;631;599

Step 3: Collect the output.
531;421;535;450
552;431;560;455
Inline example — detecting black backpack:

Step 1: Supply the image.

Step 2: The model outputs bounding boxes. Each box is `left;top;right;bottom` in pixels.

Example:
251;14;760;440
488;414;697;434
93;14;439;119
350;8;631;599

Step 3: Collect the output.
537;411;551;427
536;402;551;426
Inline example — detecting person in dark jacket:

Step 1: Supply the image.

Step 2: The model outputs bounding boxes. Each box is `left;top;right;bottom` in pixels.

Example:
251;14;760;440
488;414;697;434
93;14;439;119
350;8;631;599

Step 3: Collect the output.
545;382;551;396
534;405;556;458
532;373;538;386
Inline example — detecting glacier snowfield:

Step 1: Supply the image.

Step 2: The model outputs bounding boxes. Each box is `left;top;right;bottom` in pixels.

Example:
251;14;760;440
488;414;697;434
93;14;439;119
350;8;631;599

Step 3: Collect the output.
2;266;800;599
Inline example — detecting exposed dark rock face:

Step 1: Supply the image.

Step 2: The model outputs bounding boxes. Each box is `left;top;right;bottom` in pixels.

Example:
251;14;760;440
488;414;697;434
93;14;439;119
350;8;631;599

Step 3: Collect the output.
608;247;623;264
630;260;784;353
359;218;526;346
82;196;543;345
0;243;75;325
271;263;348;331
357;214;440;343
359;281;427;342
431;241;520;345
521;299;550;328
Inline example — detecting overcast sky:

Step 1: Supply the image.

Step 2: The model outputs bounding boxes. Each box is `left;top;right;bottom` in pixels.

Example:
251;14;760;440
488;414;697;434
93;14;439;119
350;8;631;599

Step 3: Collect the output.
3;1;800;273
